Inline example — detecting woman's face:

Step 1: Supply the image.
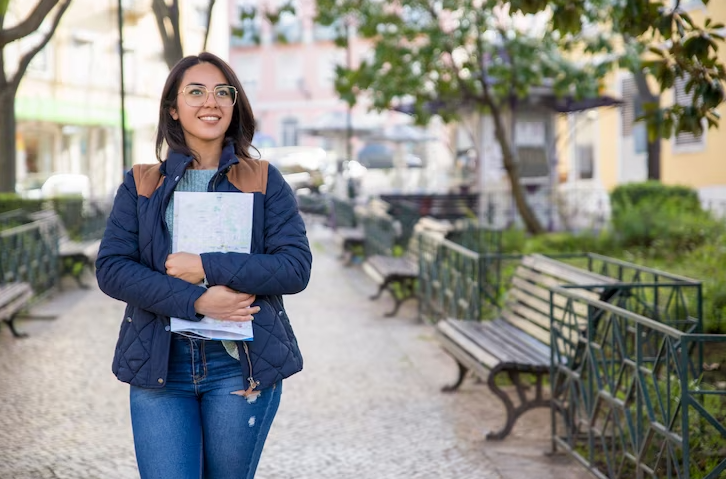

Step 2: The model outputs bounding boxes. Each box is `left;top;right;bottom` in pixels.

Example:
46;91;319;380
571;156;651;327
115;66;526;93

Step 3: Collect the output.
169;62;234;149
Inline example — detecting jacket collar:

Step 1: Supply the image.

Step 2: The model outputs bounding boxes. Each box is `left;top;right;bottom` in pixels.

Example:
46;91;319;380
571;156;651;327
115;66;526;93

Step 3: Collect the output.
160;141;239;178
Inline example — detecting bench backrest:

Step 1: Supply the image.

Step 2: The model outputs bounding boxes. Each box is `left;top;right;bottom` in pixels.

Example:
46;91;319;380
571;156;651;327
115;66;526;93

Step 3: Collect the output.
330;197;357;229
501;254;618;359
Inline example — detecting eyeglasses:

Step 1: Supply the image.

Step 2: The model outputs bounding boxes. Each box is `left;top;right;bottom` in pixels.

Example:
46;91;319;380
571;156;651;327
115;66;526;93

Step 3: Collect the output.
178;84;238;107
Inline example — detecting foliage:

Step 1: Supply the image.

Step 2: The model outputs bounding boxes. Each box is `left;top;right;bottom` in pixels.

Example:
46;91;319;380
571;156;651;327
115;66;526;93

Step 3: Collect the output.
0;193;45;214
611;181;701;219
609;182;722;257
317;0;616;234
509;0;726;138
523;230;615;256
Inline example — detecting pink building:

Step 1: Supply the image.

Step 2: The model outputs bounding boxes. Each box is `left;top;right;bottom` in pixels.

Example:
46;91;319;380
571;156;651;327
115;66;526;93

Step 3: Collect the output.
228;0;393;158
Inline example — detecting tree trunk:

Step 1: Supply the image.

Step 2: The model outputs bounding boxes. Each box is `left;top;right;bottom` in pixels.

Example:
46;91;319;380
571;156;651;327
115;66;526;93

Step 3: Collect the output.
489;106;545;235
633;69;661;180
0;90;17;193
646;136;661;181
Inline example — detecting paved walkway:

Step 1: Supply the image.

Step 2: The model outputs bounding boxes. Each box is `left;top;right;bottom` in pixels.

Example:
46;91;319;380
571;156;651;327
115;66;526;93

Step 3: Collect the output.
0;220;584;479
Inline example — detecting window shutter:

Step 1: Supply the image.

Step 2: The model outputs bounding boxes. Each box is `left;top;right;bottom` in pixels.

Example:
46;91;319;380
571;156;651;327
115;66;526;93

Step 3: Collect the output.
621;78;637;136
674;76;705;147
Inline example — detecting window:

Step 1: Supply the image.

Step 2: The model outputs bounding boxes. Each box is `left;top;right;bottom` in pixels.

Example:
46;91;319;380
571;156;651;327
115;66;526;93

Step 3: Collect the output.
575;144;594;180
313;19;342;42
674;76;705;149
318;50;345;89
276;54;302;90
233;54;261;95
517;147;549;178
231;5;260;46
272;9;302;44
68;36;93;85
621;77;648;153
281;118;299;147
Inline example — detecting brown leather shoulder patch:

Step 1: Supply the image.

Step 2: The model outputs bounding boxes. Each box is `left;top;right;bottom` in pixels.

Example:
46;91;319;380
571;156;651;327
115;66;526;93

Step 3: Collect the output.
227;158;269;194
132;164;164;198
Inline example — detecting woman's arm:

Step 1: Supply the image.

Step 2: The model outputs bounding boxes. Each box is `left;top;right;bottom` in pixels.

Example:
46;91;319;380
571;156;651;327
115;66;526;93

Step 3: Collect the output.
95;171;206;320
200;165;313;296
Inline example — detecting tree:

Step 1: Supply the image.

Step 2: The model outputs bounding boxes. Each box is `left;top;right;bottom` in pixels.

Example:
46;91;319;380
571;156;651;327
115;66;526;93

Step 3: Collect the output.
152;0;216;70
317;1;610;234
0;0;71;193
510;0;725;181
318;0;725;234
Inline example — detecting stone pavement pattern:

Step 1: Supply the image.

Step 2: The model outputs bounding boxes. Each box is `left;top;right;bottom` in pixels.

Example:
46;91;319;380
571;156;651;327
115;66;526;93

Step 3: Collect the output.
0;220;585;479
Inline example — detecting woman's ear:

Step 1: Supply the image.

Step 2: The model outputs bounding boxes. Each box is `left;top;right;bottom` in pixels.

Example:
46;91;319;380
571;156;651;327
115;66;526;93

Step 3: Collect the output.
169;108;179;121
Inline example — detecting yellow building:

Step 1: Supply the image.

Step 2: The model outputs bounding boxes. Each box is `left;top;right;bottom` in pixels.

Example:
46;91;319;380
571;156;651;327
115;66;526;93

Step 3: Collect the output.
560;0;726;206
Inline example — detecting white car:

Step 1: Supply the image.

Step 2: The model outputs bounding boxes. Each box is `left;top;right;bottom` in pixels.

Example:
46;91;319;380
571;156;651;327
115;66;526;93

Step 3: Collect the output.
40;174;92;199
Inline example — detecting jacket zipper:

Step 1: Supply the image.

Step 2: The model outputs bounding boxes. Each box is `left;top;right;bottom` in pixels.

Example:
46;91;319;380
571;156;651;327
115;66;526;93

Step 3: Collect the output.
213;164;258;394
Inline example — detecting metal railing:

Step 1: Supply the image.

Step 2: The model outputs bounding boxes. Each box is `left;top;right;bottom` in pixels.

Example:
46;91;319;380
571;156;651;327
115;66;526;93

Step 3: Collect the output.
417;233;481;324
550;286;725;479
0;213;60;298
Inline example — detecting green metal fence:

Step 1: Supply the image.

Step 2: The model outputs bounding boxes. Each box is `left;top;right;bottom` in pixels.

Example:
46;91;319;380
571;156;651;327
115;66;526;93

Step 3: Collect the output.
417;233;481;324
0;213;60;298
550;286;725;479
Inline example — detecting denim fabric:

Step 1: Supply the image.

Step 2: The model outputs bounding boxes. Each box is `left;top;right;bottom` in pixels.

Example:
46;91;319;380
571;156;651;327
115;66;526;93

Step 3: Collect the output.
130;335;282;479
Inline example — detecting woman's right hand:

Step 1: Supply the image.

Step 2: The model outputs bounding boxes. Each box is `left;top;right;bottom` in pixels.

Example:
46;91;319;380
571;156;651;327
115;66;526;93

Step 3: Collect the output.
194;286;259;322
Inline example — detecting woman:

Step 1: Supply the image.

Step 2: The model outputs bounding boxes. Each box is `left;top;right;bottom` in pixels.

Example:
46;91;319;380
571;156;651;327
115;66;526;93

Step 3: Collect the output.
96;52;312;479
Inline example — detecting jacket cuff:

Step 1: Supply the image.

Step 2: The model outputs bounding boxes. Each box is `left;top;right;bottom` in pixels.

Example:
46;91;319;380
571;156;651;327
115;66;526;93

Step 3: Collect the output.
186;285;207;321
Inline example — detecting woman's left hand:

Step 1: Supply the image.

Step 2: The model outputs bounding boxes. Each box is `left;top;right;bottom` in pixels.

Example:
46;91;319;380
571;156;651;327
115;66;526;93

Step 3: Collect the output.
166;252;205;284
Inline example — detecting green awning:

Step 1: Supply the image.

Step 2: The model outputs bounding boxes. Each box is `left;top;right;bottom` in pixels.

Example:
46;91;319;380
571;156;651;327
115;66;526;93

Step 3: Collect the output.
15;97;124;127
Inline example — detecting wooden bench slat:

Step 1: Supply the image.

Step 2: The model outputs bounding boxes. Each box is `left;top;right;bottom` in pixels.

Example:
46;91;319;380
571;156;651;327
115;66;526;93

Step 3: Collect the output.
445;318;550;366
513;267;601;301
437;320;503;369
500;308;552;345
510;276;590;317
523;255;618;287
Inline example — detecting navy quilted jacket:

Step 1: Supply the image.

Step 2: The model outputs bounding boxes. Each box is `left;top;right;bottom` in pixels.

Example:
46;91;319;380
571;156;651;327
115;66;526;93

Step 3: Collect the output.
96;143;312;390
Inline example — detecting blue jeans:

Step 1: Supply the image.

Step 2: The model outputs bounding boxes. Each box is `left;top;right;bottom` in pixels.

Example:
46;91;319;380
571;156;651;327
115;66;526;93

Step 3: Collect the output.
130;335;282;479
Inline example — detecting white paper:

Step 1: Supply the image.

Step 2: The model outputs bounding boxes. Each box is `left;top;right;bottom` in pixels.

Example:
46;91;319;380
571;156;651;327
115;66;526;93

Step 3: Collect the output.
170;192;255;341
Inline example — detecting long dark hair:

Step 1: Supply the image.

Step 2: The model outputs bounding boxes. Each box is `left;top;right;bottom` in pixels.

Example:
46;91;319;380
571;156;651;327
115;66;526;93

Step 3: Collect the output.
155;52;255;162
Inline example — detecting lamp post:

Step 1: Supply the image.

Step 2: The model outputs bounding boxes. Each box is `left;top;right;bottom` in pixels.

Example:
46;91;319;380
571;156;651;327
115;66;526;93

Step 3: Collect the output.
117;0;129;172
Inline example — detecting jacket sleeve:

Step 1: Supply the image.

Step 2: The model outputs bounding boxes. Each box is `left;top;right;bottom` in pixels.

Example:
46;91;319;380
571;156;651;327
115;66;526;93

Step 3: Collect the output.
200;164;312;295
95;170;206;320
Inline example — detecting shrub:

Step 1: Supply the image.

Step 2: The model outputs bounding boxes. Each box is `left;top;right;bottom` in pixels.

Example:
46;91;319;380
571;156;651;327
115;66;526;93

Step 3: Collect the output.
611;181;701;221
609;182;722;257
0;193;46;214
523;231;615;255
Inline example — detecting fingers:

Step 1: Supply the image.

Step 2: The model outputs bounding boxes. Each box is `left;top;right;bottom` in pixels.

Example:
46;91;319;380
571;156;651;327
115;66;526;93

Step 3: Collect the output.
225;306;260;322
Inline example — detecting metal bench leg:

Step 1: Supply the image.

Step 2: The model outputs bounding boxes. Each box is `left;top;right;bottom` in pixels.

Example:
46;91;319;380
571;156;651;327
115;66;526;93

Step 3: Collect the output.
486;369;550;440
383;279;417;317
369;283;387;300
441;361;468;392
4;316;28;338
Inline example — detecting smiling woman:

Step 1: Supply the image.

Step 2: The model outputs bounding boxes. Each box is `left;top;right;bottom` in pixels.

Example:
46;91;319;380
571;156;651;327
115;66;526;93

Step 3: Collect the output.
95;52;312;479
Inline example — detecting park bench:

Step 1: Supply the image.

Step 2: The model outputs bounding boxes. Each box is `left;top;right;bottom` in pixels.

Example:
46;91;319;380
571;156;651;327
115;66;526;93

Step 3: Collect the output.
330;197;365;264
0;281;33;338
0;212;36;338
434;254;619;440
363;216;452;317
30;210;101;288
58;223;101;288
380;193;478;220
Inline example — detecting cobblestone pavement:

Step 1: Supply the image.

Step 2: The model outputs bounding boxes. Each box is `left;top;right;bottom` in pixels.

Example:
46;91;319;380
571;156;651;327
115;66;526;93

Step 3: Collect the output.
0;220;585;479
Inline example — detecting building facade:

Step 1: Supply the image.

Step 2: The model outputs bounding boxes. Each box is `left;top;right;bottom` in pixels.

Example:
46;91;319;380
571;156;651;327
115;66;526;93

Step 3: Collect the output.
9;0;229;200
558;0;726;205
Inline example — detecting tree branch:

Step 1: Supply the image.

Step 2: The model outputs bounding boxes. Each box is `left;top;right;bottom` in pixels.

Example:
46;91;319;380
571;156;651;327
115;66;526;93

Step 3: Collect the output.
9;0;70;91
152;0;183;69
0;0;59;48
202;0;215;51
